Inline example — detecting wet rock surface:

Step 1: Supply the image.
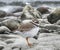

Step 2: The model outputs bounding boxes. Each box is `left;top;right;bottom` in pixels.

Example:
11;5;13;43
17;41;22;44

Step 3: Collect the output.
20;5;42;20
0;6;23;13
0;10;7;18
47;8;60;24
37;7;50;14
0;19;20;31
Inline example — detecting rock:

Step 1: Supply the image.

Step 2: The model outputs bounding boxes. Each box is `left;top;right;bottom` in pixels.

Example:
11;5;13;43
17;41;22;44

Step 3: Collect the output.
34;45;55;50
0;6;23;13
0;6;23;17
3;47;12;50
37;33;60;50
55;20;60;25
22;20;32;24
47;8;60;24
20;5;42;20
13;12;23;17
1;19;20;31
0;34;21;41
5;37;38;50
11;7;23;13
3;16;18;20
37;7;50;14
22;19;39;24
42;14;50;19
0;46;4;50
7;38;28;48
0;26;11;34
12;48;20;50
0;41;7;50
38;33;58;38
38;19;50;25
43;24;60;31
0;18;6;22
39;28;52;33
0;10;7;18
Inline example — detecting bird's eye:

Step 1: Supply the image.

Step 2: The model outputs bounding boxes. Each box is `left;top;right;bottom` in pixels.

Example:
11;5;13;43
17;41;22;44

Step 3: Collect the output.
20;30;23;32
35;21;38;23
34;21;39;23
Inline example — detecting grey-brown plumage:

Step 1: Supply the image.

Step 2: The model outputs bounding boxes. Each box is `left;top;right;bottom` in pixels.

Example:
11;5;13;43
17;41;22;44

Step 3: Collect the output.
15;21;40;47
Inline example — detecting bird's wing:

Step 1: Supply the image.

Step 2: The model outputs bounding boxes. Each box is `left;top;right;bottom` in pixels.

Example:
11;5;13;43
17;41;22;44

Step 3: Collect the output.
14;27;40;37
23;27;40;37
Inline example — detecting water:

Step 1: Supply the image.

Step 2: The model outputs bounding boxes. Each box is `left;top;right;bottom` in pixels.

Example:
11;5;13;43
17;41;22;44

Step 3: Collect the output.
0;0;60;4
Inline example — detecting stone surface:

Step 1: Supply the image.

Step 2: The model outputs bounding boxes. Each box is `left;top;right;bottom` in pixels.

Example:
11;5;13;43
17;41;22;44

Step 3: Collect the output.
47;8;60;24
0;10;7;18
37;7;50;14
21;5;42;20
0;19;20;31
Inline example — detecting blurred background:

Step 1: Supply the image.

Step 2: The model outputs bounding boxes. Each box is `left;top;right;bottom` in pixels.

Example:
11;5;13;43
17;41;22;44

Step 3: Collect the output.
0;0;60;3
0;0;60;7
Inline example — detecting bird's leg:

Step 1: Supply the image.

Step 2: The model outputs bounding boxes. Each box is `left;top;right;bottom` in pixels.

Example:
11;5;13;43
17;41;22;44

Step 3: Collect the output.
26;37;32;47
20;48;21;50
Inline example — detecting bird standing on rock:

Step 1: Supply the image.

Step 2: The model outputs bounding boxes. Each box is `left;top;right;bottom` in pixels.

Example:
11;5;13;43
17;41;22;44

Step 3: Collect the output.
14;20;40;47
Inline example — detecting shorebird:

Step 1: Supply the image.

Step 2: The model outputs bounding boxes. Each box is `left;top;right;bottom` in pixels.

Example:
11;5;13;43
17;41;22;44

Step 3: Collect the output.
14;19;40;47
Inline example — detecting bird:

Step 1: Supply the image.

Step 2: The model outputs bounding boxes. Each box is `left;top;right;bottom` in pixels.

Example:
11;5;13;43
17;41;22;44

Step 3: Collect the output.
14;19;40;47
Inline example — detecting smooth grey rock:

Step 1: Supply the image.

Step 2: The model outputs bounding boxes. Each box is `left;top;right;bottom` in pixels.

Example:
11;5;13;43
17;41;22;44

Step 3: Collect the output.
0;10;7;18
43;24;60;31
0;6;23;13
0;26;11;34
37;7;50;14
47;8;60;24
1;19;20;31
21;5;42;20
55;20;60;25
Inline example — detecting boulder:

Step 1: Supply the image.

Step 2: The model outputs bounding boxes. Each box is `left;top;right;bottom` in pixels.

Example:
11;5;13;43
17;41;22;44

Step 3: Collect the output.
0;6;23;13
20;5;42;20
0;26;11;34
43;24;60;32
0;19;20;31
0;10;7;18
55;20;60;25
47;8;60;24
37;7;50;14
